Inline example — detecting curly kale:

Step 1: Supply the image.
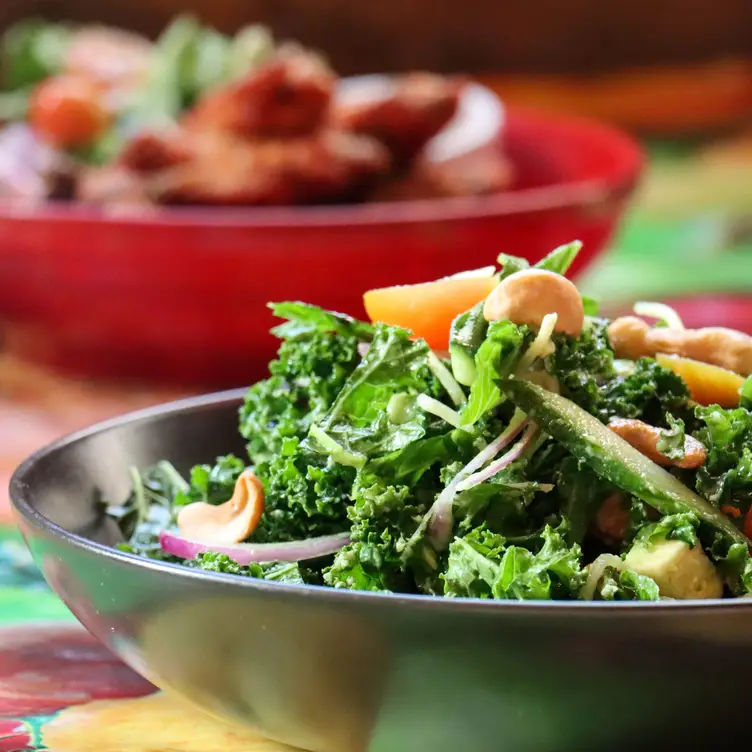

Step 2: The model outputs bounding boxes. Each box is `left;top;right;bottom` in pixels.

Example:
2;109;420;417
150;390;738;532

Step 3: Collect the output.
595;567;660;601
306;324;446;462
190;553;312;584
172;454;246;507
633;512;700;548
548;319;692;426
599;359;692;426
442;523;584;600
548;318;616;416
240;331;361;463
251;437;355;542
324;474;419;593
239;302;375;464
694;405;752;515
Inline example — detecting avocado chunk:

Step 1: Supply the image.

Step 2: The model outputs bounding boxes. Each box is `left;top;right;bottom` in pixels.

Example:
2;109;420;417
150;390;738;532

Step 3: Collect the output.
625;539;723;600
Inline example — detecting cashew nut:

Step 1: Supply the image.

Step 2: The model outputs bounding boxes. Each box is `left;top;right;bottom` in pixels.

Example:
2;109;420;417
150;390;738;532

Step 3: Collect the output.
177;470;265;544
608;417;707;469
483;269;584;337
608;316;752;376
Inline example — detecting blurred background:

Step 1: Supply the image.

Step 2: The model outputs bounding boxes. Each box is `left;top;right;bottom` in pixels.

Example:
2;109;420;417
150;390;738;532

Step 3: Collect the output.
0;0;751;504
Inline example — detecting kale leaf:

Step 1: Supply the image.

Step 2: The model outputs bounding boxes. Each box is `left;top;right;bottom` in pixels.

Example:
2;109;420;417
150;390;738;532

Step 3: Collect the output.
307;324;443;461
251;437;354;543
191;553;309;584
443;523;584;600
269;301;375;341
547;318;615;416
172;454;245;507
656;414;687;462
462;320;528;426
596;567;660;601
547;320;692;426
694;405;752;510
109;461;189;556
600;359;692;426
324;428;477;593
633;512;700;548
240;329;361;464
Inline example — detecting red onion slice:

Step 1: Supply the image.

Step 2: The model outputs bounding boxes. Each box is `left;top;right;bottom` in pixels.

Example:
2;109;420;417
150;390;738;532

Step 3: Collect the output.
421;415;528;547
159;531;350;565
456;423;539;492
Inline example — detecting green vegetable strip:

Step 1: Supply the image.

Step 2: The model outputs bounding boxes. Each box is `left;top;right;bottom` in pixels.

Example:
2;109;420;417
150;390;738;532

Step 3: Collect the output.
504;379;749;546
308;425;366;469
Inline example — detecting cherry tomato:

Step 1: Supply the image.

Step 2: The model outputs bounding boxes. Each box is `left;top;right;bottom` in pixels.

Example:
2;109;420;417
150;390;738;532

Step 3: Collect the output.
29;75;109;148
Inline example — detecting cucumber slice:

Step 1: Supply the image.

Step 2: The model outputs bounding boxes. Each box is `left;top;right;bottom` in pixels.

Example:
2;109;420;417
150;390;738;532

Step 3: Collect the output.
504;378;749;546
449;344;476;387
449;302;487;386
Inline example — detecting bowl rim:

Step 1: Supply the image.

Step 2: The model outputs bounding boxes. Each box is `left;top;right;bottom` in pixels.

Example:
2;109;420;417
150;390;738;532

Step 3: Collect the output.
9;387;750;616
0;106;643;231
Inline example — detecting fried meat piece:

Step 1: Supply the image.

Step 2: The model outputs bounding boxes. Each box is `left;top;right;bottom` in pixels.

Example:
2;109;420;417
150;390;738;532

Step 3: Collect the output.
369;149;513;202
149;129;390;206
118;129;195;174
334;73;464;165
183;46;335;139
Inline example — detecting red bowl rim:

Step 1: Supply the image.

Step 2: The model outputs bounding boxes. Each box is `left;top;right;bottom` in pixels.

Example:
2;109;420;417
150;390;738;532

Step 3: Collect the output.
0;106;644;230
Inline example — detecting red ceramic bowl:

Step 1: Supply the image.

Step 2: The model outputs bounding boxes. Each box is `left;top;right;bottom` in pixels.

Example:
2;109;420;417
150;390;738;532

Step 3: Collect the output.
0;107;643;387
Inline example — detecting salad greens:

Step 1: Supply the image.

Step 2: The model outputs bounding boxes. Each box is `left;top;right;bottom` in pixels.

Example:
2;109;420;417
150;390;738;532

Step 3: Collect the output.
110;242;752;601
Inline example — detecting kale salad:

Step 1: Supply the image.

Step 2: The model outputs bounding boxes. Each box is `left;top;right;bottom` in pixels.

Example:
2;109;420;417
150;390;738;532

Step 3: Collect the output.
110;242;752;601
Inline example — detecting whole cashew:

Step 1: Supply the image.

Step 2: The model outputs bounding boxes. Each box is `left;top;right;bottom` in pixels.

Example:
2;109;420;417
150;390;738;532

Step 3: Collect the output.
483;269;585;337
608;316;752;376
177;470;265;545
608;418;707;469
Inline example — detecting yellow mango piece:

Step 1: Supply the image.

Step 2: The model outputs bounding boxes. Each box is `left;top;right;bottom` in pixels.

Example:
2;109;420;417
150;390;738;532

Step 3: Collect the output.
656;353;744;408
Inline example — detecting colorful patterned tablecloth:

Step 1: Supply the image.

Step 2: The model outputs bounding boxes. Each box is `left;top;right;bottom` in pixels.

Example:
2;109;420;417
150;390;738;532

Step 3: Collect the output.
0;126;751;751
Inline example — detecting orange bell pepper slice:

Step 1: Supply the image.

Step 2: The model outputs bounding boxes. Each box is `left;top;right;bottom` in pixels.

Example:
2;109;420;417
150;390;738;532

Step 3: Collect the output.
363;274;497;350
655;353;744;408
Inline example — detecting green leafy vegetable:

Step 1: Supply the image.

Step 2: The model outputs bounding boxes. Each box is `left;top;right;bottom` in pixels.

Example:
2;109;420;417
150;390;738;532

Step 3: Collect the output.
548;320;692;426
496;253;529;281
694;405;752;509
443;523;584;600
172;454;245;507
461;320;527;427
596;567;660;601
252;437;354;543
656;415;687;462
191;553;308;584
269;302;375;341
308;325;441;460
634;512;699;548
239;328;361;464
534;240;582;276
109;461;188;557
